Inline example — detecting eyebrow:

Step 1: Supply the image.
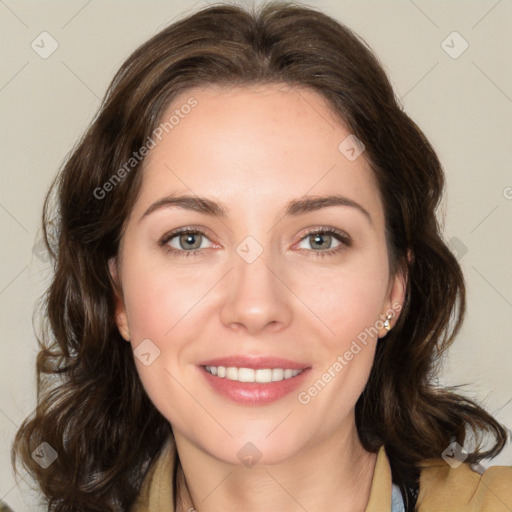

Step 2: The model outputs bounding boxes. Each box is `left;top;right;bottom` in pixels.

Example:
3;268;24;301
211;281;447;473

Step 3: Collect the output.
139;193;372;225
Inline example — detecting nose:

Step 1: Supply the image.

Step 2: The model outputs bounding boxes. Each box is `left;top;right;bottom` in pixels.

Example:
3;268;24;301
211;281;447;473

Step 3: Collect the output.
219;245;294;336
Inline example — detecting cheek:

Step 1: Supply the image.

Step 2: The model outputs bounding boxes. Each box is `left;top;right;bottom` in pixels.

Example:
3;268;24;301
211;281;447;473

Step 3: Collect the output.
120;257;204;422
120;253;218;412
295;271;385;433
295;255;389;349
122;253;210;341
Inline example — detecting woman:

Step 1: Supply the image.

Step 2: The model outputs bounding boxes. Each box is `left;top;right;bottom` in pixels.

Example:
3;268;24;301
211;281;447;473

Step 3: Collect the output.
12;1;511;511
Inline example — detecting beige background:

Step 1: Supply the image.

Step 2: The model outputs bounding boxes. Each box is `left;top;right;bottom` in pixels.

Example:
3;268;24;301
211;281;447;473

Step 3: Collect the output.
1;0;511;509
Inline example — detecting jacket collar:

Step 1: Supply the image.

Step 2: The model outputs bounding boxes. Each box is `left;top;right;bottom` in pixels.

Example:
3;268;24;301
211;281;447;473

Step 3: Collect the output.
132;439;393;512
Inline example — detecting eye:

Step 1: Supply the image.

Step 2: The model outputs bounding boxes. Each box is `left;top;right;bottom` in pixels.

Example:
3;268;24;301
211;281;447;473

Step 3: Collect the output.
159;226;351;258
159;228;213;257
295;228;351;258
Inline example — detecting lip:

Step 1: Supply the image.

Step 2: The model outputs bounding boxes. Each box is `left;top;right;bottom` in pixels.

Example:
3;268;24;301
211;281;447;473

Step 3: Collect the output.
199;365;311;405
198;355;310;370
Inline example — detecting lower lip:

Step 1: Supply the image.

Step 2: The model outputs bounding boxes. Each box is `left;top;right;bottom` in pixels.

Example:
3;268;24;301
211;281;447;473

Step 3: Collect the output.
199;366;311;405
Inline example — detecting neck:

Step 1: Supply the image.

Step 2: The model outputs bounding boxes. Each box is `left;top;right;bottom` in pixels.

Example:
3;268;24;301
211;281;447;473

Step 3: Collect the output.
173;419;377;512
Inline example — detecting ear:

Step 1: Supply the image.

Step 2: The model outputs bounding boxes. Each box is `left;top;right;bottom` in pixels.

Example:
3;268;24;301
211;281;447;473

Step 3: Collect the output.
108;257;131;342
378;251;410;338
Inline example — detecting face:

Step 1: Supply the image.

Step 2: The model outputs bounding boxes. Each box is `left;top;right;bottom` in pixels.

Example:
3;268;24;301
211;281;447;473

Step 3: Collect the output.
110;84;406;466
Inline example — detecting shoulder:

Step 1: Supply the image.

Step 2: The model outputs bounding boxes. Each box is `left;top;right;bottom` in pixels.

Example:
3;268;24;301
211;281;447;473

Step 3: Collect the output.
416;457;512;511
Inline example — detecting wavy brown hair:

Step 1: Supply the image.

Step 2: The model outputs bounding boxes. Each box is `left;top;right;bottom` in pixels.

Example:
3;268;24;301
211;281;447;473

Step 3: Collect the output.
12;1;508;511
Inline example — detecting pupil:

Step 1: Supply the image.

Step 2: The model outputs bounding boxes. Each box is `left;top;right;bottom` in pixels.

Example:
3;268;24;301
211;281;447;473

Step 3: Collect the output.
313;233;330;249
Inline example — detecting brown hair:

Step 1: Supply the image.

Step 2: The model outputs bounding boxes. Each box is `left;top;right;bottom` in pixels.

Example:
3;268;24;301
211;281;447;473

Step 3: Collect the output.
12;1;507;511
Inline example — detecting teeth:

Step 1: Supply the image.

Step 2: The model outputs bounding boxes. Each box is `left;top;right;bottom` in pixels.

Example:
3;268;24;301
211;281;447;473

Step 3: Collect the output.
204;366;303;383
272;368;284;381
284;369;294;379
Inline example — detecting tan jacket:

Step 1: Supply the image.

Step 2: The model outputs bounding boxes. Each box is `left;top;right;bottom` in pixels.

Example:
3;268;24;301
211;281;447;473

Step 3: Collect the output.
131;439;512;511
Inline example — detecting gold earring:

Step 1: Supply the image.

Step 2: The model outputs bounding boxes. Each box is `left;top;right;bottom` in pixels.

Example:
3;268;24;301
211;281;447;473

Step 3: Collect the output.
383;313;393;331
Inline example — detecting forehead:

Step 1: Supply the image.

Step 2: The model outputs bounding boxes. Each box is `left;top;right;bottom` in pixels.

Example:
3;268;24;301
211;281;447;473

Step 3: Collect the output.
135;84;384;224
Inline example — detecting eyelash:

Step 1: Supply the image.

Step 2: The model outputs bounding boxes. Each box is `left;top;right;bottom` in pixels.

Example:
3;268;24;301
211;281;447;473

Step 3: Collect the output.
158;226;352;259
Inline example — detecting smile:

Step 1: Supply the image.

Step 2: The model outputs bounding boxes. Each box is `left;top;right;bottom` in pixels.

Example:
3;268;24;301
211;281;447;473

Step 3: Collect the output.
200;364;311;405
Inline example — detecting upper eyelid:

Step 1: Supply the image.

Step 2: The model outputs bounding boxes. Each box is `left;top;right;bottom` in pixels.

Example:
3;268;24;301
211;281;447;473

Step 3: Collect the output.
160;226;213;241
297;226;350;239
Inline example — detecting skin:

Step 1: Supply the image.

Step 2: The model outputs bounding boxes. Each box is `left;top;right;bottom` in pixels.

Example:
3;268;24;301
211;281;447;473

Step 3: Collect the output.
110;83;407;512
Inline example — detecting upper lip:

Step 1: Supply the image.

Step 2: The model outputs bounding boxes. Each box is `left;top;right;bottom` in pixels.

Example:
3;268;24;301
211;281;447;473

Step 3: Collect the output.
199;356;310;370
